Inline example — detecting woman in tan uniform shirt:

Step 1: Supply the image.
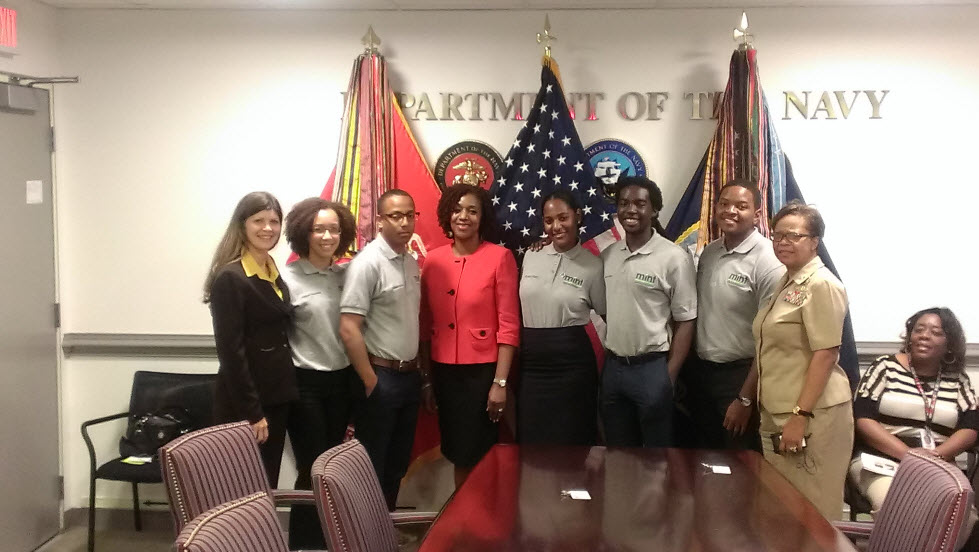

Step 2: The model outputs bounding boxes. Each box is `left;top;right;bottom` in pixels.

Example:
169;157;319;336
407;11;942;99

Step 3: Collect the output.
752;201;853;519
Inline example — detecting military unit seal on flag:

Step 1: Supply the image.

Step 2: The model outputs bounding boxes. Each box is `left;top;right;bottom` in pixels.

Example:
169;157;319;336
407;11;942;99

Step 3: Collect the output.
433;140;505;191
584;139;647;199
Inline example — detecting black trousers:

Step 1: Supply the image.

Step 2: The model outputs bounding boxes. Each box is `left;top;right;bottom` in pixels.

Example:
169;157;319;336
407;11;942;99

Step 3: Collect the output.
680;356;761;452
258;403;291;487
286;367;355;550
352;365;421;511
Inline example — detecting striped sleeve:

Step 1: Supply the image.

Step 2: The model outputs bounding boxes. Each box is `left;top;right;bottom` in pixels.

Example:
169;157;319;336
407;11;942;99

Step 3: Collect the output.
956;372;979;431
854;356;891;420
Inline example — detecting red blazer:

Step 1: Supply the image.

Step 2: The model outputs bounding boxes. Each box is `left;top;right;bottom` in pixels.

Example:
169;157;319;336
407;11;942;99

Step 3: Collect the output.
421;242;520;365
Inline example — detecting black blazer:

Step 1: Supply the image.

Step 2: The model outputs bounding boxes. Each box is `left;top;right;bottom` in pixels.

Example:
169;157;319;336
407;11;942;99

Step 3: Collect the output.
209;261;297;424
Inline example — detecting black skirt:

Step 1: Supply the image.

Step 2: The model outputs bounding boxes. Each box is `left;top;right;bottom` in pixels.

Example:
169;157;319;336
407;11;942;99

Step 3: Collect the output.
517;325;598;446
432;361;498;468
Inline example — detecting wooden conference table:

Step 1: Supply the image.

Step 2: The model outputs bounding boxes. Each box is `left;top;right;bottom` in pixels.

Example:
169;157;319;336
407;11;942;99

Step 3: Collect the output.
418;444;857;552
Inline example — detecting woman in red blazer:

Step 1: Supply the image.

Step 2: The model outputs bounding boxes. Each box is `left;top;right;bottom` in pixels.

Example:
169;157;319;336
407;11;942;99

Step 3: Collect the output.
421;183;520;488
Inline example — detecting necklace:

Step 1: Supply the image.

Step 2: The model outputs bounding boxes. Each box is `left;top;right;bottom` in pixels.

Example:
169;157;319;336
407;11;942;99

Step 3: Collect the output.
907;356;943;434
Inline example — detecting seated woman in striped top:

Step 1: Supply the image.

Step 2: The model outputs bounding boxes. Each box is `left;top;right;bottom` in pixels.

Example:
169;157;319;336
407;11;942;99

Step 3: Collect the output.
850;306;977;514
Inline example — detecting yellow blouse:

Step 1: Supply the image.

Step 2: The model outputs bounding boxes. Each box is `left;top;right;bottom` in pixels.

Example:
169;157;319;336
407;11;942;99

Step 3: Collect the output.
240;250;283;300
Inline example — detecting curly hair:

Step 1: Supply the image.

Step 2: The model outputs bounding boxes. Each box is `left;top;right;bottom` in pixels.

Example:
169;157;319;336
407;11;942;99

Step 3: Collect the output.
614;176;666;236
284;197;356;259
436;184;497;242
771;200;825;238
900;307;968;372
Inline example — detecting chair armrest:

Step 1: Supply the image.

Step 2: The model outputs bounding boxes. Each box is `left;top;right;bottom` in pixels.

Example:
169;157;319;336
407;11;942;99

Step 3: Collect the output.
390;511;439;527
80;411;129;475
270;489;315;506
833;520;875;538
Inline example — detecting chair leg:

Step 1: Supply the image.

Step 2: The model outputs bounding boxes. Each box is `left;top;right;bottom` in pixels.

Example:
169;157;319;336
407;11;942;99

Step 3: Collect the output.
88;476;97;552
132;483;142;531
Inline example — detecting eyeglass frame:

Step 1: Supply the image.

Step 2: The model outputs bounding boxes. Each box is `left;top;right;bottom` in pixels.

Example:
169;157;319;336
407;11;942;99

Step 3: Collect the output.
770;231;814;244
379;210;420;223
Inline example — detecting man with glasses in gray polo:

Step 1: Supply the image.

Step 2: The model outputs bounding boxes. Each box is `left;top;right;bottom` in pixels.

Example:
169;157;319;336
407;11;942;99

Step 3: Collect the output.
339;189;424;511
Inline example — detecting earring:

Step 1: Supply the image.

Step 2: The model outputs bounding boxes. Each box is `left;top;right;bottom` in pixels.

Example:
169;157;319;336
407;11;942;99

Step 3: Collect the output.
448;230;454;239
943;351;958;366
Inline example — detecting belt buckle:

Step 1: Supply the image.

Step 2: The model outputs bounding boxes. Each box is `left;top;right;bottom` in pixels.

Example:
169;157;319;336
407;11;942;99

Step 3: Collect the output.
396;359;411;371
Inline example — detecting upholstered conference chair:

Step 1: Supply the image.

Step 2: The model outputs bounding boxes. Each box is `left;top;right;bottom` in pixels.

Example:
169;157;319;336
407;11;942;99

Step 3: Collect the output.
312;439;437;552
160;421;314;534
835;450;975;552
174;491;288;552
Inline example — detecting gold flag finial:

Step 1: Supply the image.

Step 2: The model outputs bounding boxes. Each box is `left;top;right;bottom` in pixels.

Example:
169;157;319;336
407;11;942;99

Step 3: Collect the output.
536;15;557;60
732;11;753;50
362;25;381;53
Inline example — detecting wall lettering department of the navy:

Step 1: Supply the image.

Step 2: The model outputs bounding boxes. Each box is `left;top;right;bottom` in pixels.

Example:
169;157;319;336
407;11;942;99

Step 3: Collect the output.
377;90;889;122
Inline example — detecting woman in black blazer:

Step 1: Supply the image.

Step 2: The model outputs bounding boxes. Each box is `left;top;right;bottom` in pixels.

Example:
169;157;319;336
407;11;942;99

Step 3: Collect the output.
203;191;297;485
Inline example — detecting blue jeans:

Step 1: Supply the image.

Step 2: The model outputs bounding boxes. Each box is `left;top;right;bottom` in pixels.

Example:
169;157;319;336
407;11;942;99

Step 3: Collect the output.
601;353;673;447
353;366;421;511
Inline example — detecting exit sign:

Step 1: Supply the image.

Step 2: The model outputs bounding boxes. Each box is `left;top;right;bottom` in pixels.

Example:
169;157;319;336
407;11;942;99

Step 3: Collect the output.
0;7;16;50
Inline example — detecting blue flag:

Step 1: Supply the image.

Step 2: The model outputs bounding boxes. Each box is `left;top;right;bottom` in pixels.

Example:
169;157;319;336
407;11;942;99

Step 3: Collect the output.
490;59;615;255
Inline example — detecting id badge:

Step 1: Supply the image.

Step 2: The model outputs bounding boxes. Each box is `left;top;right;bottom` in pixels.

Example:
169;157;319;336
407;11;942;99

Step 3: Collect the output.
920;428;936;450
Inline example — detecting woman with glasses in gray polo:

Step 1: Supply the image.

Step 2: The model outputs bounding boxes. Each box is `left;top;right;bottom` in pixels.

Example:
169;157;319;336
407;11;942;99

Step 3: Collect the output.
752;201;853;520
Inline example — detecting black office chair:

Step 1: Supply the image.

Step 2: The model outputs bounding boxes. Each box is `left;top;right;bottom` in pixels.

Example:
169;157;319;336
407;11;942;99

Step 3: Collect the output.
80;371;215;552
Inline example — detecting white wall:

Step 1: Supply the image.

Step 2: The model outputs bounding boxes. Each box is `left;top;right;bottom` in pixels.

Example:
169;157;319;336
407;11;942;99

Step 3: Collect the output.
0;0;59;76
51;5;979;508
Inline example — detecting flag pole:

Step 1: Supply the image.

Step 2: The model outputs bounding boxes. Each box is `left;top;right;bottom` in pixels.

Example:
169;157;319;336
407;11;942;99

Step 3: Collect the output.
732;11;753;51
362;25;381;54
536;14;556;66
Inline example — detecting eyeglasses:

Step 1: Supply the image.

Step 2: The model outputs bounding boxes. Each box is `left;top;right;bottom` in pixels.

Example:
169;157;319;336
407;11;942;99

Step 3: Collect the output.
381;211;419;223
771;231;813;244
312;225;342;235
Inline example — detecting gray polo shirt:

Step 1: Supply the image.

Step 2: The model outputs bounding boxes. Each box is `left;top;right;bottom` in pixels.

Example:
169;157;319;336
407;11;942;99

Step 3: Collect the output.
696;230;785;363
281;259;350;372
519;243;606;329
601;232;697;356
339;237;420;361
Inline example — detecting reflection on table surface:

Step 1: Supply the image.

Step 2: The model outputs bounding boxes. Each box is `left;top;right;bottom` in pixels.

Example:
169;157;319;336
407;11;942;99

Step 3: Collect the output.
418;444;856;552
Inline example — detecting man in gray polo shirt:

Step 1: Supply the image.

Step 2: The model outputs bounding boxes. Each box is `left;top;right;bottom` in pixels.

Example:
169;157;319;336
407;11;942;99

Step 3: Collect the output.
601;176;697;448
682;180;784;451
339;189;422;511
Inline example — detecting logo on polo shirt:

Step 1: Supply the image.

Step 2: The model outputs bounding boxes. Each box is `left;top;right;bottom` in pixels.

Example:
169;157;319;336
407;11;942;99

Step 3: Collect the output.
561;272;584;288
726;273;750;288
634;272;657;288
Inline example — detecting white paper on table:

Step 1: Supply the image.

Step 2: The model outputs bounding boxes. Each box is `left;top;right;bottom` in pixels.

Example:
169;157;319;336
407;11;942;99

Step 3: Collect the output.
860;453;898;476
710;464;732;475
565;489;591;500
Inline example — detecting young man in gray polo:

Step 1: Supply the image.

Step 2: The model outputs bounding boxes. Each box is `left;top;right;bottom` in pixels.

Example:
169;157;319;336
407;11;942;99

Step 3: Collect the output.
339;189;423;511
601;176;697;447
683;180;784;451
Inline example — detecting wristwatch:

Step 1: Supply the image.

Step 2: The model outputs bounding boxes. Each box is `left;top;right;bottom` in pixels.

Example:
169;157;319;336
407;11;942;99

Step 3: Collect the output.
738;396;753;407
493;378;507;388
792;406;815;418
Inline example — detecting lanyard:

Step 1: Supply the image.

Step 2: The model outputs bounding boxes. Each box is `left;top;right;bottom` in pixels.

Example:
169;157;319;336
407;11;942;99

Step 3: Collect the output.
907;362;943;425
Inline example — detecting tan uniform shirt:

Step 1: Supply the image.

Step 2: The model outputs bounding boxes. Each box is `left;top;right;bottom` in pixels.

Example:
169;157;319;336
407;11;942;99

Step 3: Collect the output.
752;255;852;414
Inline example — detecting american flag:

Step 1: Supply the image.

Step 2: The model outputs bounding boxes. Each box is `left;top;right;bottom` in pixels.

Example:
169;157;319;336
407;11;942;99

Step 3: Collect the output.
490;59;616;256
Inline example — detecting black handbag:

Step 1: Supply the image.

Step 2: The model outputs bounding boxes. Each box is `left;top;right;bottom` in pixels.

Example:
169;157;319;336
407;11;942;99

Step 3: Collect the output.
119;407;194;458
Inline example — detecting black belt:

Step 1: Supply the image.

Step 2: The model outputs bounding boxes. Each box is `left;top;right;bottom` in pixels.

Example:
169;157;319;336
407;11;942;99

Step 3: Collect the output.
606;350;666;366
